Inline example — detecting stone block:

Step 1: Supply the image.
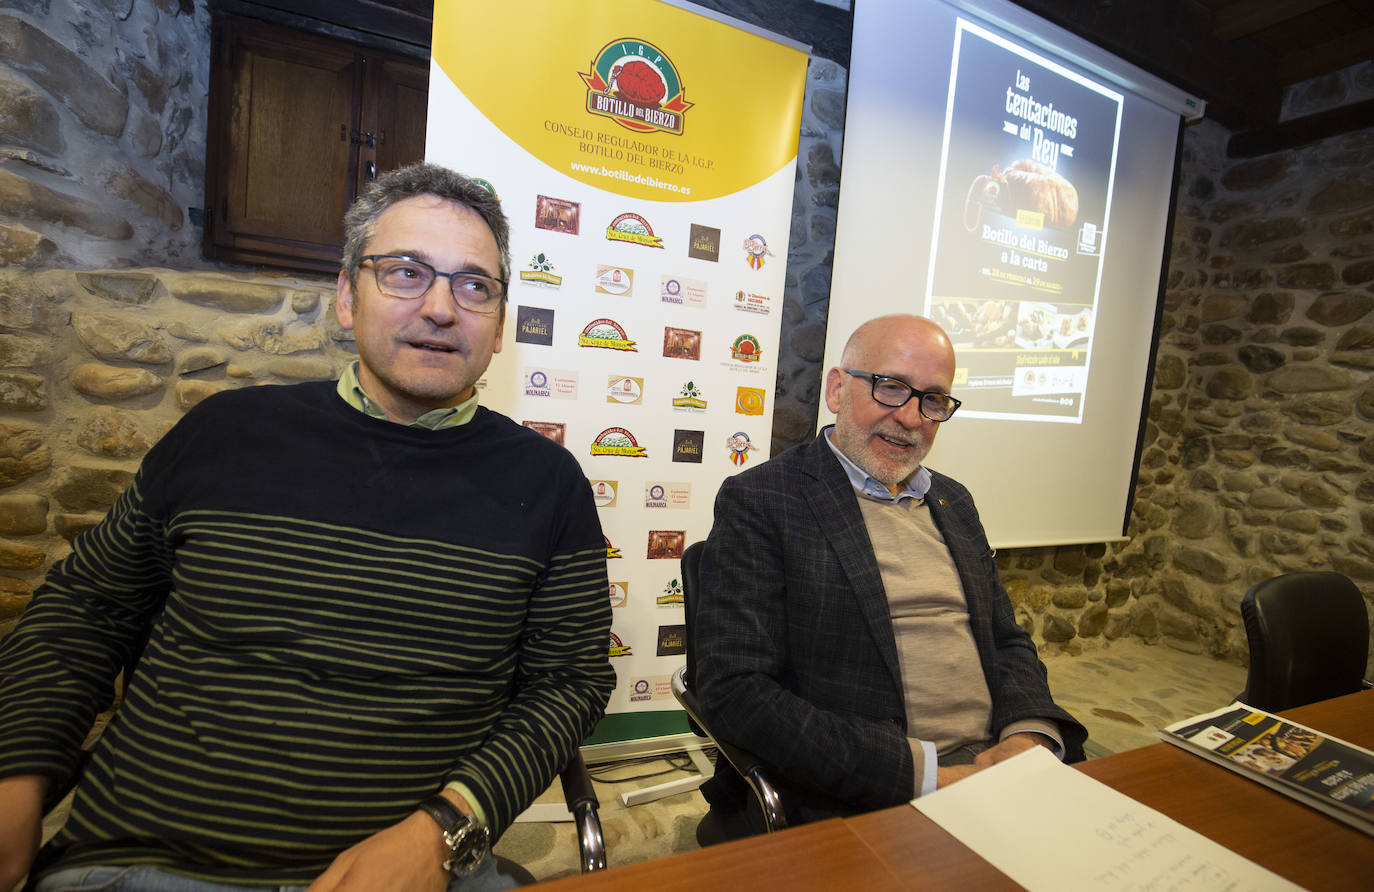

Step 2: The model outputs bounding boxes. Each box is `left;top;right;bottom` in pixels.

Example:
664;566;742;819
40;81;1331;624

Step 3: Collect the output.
164;273;286;313
1306;292;1373;326
1336;326;1374;350
1042;613;1075;643
0;577;33;621
265;357;335;381
0;373;46;413
291;290;322;314
0;169;133;241
0;222;58;267
71;363;163;400
0;540;44;570
175;379;221;410
75;271;163;305
1309;174;1374;216
55;513;103;541
1268;364;1352;393
1220;157;1291;192
1170;497;1216;539
0;424;50;488
73;311;170;364
1237;345;1283;372
1052;586;1087;609
0;494;47;535
1246;291;1295;325
105;168;183;229
0;73;63;155
1280;394;1352;425
178;347;227;375
75;407;150;458
1077;602;1108;638
1171;546;1238;584
0;14;129;137
1103;612;1132;640
52;466;134;512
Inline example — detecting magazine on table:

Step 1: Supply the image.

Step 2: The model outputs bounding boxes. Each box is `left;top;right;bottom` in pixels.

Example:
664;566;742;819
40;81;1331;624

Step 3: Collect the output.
1159;702;1374;836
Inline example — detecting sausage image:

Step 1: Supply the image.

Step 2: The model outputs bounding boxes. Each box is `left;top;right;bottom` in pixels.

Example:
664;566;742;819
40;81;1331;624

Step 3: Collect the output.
964;160;1079;231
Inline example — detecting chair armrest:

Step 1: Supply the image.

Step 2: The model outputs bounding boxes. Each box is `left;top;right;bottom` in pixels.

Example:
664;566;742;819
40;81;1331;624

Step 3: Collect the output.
670;666;787;832
558;751;606;872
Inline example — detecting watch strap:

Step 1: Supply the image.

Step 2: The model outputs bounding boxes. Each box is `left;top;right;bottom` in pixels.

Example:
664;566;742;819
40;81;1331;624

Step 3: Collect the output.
417;794;490;875
417;794;464;834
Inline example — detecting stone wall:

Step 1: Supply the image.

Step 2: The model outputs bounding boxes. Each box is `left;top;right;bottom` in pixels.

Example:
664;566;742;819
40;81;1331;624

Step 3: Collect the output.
1;0;1371;678
1002;69;1374;669
0;0;345;631
0;1;852;639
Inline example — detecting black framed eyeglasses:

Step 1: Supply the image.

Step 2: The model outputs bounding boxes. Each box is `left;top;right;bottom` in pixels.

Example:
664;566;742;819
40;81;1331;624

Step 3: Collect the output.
358;255;507;316
844;369;961;421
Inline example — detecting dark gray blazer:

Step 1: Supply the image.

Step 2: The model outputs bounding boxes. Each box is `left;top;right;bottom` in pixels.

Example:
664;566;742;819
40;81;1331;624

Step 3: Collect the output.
695;428;1087;825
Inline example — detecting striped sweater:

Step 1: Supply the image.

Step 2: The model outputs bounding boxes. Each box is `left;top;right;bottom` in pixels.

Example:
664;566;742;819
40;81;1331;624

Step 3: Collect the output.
0;382;614;885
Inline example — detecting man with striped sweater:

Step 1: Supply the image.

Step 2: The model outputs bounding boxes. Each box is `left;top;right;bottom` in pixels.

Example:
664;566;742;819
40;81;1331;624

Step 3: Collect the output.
0;164;614;892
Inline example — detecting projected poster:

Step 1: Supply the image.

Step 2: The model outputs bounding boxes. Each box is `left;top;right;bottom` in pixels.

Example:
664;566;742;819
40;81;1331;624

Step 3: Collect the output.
426;0;807;718
927;20;1122;422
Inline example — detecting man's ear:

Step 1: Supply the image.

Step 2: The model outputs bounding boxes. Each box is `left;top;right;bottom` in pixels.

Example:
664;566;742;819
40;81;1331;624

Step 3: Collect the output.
824;366;844;414
492;302;505;354
335;270;355;331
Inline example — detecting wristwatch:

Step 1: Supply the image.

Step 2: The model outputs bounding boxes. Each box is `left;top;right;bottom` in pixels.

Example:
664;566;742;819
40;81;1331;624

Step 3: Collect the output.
417;794;491;876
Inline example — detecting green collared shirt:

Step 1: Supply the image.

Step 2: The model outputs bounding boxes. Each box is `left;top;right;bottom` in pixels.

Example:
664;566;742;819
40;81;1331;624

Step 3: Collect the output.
336;361;478;429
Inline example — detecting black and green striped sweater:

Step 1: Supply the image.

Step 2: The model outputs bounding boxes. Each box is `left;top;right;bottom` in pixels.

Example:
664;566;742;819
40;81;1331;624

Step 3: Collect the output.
0;382;614;885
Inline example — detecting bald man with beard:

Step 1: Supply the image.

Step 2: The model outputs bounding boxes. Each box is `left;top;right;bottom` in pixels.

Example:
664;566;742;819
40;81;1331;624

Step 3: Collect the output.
694;314;1086;841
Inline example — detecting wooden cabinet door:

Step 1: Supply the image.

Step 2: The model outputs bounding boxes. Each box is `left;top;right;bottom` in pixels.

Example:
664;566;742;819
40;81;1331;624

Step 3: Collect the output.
204;16;432;273
361;56;430;194
206;16;360;272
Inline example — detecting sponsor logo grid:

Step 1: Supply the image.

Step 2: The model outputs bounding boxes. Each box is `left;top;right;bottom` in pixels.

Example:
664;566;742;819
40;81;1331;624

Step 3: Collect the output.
451;21;801;713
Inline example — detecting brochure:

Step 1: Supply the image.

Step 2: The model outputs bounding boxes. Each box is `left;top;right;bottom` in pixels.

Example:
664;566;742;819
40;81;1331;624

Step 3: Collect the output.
1159;702;1374;836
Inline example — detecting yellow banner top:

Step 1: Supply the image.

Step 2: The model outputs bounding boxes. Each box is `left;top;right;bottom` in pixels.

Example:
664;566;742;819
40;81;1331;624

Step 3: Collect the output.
432;0;809;202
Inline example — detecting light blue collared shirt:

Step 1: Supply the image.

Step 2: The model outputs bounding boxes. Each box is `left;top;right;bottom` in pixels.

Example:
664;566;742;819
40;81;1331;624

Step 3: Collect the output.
823;426;932;502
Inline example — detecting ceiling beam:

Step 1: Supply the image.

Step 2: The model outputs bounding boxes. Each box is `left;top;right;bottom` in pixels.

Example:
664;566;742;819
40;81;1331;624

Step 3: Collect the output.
1211;0;1340;40
1275;23;1374;83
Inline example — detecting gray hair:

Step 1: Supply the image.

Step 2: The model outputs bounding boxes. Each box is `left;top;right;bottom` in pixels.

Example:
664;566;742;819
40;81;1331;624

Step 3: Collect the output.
340;162;511;292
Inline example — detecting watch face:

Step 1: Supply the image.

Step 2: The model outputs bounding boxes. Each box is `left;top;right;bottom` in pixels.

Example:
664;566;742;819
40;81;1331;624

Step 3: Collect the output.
445;822;491;876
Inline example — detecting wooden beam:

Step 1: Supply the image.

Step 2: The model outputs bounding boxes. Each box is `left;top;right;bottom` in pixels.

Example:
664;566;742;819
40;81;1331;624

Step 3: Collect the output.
1211;0;1340;40
1227;96;1374;157
1275;23;1374;83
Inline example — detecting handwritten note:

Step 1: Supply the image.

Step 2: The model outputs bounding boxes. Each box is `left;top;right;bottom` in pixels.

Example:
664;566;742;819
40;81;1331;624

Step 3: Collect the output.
911;746;1300;891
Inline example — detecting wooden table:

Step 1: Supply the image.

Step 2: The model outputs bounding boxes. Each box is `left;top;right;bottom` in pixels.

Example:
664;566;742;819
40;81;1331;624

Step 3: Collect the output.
535;691;1374;889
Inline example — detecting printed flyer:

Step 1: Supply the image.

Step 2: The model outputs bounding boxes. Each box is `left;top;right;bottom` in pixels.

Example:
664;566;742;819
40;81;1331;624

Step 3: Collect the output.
927;19;1122;422
427;0;807;716
1160;703;1374;836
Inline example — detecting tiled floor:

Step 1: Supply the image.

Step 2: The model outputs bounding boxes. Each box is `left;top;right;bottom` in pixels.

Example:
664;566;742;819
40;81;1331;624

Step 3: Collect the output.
496;639;1250;883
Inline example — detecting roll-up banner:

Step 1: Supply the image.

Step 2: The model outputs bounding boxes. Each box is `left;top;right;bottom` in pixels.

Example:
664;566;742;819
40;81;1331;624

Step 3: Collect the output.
427;0;809;742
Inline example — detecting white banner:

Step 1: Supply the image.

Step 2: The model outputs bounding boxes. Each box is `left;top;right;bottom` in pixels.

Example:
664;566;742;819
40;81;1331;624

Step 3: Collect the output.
428;0;808;716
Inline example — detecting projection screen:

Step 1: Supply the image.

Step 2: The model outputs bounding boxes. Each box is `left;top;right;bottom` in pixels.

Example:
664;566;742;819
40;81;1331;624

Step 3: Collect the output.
822;0;1204;548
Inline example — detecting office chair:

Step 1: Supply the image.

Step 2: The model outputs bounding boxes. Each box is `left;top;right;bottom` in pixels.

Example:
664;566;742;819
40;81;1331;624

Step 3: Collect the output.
1239;571;1372;713
673;540;787;843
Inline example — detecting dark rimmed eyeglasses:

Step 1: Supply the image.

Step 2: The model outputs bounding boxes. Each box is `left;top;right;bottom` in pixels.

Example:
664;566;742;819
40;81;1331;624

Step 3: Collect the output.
358;254;507;316
844;369;961;421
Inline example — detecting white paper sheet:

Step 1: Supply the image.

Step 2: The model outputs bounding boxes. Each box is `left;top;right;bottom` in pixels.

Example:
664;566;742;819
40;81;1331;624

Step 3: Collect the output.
911;745;1302;891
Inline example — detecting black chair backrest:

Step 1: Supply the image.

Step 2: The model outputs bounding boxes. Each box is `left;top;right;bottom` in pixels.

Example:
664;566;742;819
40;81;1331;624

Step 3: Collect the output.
680;540;707;735
1241;571;1370;712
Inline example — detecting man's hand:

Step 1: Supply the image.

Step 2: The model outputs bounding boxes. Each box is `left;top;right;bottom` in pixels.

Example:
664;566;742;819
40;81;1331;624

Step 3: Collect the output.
935;764;979;788
305;790;474;892
936;735;1055;789
0;774;48;892
972;733;1055;769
